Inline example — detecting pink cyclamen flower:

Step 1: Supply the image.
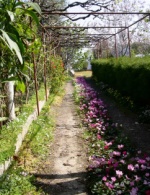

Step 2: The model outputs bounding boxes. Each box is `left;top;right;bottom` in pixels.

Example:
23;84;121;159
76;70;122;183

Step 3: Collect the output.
125;175;131;180
130;181;135;186
105;141;112;146
113;151;121;156
146;157;150;161
113;162;119;168
141;164;147;170
134;164;139;169
97;134;101;140
104;145;109;150
118;144;124;149
105;182;114;189
130;187;138;195
128;164;135;171
145;173;150;177
111;177;116;182
134;175;141;181
102;176;107;181
120;160;125;164
116;170;123;178
138;159;146;164
143;180;148;185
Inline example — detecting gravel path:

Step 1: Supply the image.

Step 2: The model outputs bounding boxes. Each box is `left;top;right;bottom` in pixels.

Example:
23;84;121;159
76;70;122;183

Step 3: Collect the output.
35;82;88;195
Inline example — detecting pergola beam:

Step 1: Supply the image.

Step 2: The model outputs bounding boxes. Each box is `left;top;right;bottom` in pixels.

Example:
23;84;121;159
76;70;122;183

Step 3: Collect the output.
44;26;127;29
42;11;150;15
40;12;150;50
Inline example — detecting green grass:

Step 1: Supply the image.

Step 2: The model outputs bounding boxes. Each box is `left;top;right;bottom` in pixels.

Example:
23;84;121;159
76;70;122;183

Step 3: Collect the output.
0;83;66;195
75;70;92;78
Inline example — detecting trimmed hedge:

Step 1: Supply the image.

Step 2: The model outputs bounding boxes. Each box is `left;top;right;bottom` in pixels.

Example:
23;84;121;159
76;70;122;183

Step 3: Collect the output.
92;57;150;105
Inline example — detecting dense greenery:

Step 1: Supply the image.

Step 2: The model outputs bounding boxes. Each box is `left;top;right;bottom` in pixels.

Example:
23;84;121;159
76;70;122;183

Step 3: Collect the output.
0;0;66;164
92;57;150;106
0;0;66;123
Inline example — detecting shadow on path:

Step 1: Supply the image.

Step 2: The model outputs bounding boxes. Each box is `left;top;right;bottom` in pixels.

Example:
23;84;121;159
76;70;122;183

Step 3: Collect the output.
34;172;89;195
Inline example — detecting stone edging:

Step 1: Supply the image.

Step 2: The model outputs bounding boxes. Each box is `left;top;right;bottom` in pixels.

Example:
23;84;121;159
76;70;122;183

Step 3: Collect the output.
0;93;48;176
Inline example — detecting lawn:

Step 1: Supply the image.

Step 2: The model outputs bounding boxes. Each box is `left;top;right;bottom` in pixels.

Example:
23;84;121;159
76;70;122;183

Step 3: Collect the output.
74;70;92;78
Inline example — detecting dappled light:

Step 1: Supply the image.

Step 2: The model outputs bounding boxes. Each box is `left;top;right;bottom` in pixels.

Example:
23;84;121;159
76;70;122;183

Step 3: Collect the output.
0;0;150;194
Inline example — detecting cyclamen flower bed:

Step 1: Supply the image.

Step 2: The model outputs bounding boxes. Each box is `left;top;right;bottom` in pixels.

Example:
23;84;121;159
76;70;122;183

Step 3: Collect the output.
75;77;150;195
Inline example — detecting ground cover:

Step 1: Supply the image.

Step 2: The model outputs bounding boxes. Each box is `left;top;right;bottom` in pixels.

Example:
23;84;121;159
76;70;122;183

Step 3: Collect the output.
74;76;150;195
0;85;46;164
0;84;66;195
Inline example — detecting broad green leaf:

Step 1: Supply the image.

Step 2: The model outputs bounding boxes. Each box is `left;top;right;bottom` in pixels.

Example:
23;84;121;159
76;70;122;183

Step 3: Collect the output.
16;81;26;93
8;32;24;54
19;71;30;81
15;2;24;8
6;24;20;38
0;30;23;64
7;11;15;22
21;9;39;25
26;2;41;15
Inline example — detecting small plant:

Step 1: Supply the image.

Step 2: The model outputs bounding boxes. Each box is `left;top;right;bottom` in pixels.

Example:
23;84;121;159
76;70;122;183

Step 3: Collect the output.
0;167;40;195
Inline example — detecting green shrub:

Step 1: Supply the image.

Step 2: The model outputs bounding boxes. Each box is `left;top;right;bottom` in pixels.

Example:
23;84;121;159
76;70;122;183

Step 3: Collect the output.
92;56;150;106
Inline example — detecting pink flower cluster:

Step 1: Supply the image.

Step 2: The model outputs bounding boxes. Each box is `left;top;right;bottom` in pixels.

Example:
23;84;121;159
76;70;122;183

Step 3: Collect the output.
76;77;150;195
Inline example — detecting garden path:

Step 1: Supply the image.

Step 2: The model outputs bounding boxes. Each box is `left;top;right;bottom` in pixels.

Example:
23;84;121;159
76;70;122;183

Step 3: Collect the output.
34;72;150;194
34;81;88;195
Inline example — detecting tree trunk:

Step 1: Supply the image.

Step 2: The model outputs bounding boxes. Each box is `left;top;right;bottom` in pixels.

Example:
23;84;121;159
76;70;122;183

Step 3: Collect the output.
6;81;16;121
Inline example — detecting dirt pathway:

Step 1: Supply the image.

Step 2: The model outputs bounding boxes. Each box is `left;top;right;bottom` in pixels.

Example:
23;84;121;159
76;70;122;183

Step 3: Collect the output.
35;82;88;195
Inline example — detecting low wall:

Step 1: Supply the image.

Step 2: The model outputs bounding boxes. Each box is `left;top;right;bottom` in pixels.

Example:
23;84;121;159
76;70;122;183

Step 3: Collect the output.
0;91;49;176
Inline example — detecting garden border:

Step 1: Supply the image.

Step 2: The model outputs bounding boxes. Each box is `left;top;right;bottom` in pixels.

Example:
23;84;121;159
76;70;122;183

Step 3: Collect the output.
0;90;49;176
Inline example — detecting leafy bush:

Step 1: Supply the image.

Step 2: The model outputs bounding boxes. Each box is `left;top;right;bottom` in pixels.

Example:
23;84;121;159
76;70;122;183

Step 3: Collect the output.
92;57;150;106
49;55;66;93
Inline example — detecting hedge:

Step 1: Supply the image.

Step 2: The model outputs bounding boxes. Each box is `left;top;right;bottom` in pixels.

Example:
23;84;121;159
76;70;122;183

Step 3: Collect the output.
91;56;150;106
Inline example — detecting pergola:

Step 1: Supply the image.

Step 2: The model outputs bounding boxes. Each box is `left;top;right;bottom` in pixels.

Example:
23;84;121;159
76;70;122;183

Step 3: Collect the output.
34;9;150;114
41;11;150;57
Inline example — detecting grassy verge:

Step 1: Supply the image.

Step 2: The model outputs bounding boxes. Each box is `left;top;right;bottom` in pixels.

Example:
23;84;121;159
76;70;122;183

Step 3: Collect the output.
0;85;46;164
0;83;66;195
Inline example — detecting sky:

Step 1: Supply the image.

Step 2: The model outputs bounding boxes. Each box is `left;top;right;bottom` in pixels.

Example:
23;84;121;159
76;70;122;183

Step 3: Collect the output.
65;0;150;32
65;0;150;52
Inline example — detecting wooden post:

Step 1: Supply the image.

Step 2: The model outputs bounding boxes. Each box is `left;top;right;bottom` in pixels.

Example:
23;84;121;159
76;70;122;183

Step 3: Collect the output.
106;40;109;58
100;41;102;58
115;34;118;58
127;27;131;58
32;52;40;116
43;31;48;101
